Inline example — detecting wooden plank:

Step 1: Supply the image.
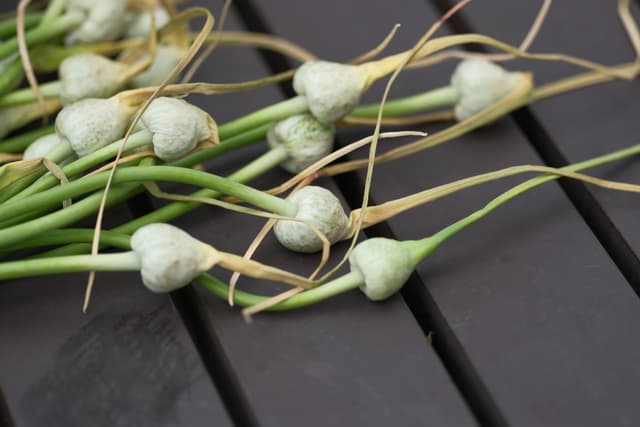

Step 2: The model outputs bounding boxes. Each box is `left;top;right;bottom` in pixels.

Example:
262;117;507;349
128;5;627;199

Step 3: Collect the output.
158;3;479;426
258;0;640;425
0;211;232;427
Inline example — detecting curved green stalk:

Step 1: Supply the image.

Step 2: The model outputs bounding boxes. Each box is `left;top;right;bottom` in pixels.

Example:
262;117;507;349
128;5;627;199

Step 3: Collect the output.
1;164;295;223
33;144;290;258
351;85;459;117
0;81;61;108
0;125;55;153
8;130;154;202
218;96;308;140
172;123;271;168
0;59;24;96
2;228;132;255
0;251;140;280
0;13;42;39
0;183;141;249
196;271;362;310
0;11;84;61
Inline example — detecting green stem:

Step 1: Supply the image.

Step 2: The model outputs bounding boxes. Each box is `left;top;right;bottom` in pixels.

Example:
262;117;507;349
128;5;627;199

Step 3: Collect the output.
2;228;132;255
0;59;24;96
351;85;459;117
0;183;140;249
417;142;640;260
0;11;84;61
35;143;289;258
0;125;55;153
0;13;42;39
0;81;61;108
196;270;363;310
217;96;308;140
173;123;271;168
0;165;295;224
40;0;67;26
8;130;153;202
0;251;140;280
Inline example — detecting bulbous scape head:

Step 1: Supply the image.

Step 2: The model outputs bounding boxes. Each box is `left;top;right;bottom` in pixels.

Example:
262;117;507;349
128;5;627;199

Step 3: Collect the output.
274;185;349;253
451;59;519;121
59;53;128;104
139;97;214;161
293;61;368;124
131;223;218;293
267;113;335;174
56;97;130;157
349;238;416;301
23;134;63;161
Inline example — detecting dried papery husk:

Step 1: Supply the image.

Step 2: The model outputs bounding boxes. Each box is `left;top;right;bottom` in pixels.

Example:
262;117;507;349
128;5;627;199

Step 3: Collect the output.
131;223;220;293
267;113;335;174
360;32;638;87
138;96;218;161
0;99;62;139
180;0;232;83
118;70;295;107
342;164;640;239
348;24;401;65
59;53;130;104
56;97;134;157
0;158;42;192
65;0;128;45
0;153;22;164
274;186;349;253
131;222;312;293
206;31;316;62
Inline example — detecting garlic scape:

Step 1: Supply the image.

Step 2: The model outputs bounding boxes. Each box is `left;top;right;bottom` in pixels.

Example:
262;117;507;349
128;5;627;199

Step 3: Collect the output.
138;97;218;161
274;186;349;253
56;95;216;162
0;223;310;293
0;223;216;292
348;238;423;300
293;61;369;124
131;223;220;292
266;113;335;174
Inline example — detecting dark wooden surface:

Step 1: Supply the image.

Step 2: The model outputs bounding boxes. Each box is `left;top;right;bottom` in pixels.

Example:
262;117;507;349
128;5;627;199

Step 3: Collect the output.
2;1;640;426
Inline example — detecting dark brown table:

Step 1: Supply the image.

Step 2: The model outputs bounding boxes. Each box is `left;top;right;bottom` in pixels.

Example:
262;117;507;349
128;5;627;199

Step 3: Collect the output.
2;1;639;426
